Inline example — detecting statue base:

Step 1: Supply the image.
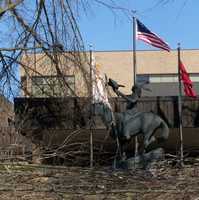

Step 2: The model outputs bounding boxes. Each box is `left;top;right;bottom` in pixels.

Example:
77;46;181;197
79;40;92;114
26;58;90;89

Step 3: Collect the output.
114;148;164;170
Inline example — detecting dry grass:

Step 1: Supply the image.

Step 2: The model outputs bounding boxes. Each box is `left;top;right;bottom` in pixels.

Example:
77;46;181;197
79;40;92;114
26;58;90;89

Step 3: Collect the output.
0;161;199;199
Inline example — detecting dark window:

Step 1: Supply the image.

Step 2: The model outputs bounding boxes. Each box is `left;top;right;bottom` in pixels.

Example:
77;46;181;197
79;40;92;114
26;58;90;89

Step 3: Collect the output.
138;74;199;97
31;75;75;97
137;75;149;85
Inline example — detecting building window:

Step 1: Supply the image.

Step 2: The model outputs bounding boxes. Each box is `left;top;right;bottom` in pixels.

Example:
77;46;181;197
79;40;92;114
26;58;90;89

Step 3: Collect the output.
137;74;199;97
31;75;75;97
137;75;150;85
138;74;199;84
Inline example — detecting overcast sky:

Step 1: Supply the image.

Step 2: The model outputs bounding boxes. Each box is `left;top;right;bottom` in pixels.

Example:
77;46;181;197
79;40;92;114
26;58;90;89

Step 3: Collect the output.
79;0;199;51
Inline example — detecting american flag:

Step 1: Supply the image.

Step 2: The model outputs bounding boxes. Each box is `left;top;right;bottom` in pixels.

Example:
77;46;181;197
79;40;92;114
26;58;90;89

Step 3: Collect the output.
136;19;171;52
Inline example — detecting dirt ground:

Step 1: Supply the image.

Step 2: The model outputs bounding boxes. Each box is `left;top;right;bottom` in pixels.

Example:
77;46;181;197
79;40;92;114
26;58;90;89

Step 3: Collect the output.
0;160;199;200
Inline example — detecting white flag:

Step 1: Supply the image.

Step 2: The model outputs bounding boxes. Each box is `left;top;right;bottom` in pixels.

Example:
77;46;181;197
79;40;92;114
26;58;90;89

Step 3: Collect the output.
91;55;111;108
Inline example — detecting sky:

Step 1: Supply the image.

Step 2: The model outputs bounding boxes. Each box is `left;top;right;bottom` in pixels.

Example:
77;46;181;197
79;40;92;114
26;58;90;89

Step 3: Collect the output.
79;0;199;51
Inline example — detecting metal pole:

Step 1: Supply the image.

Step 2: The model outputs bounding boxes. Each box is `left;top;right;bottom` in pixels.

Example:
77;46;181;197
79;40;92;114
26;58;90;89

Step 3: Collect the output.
89;45;94;168
133;15;139;157
133;16;137;85
177;43;184;166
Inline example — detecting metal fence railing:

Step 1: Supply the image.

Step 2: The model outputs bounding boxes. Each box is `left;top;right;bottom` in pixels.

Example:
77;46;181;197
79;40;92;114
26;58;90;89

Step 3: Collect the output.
0;127;25;161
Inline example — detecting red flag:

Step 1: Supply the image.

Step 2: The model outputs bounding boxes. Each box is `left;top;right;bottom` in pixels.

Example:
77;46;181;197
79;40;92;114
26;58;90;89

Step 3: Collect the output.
179;61;197;98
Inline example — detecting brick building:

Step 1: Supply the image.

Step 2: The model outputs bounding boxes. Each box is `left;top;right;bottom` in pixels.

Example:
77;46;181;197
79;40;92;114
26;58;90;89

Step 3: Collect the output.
20;49;199;97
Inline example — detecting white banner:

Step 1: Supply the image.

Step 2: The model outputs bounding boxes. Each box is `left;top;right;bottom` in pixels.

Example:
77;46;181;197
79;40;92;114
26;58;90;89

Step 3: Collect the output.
91;55;111;108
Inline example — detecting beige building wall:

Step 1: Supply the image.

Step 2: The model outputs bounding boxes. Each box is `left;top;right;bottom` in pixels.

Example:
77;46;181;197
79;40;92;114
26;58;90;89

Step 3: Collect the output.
94;49;199;94
20;49;199;97
20;52;90;97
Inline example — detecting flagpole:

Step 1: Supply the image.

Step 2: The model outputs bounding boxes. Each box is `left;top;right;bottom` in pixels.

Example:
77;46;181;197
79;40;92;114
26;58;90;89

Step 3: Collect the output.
177;43;184;166
132;13;139;157
89;44;94;168
133;15;137;85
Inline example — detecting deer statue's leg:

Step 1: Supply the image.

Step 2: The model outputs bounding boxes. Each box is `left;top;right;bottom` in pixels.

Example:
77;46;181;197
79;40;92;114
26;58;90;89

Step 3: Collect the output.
119;140;126;160
123;129;131;140
144;131;156;151
143;120;160;151
147;136;156;148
